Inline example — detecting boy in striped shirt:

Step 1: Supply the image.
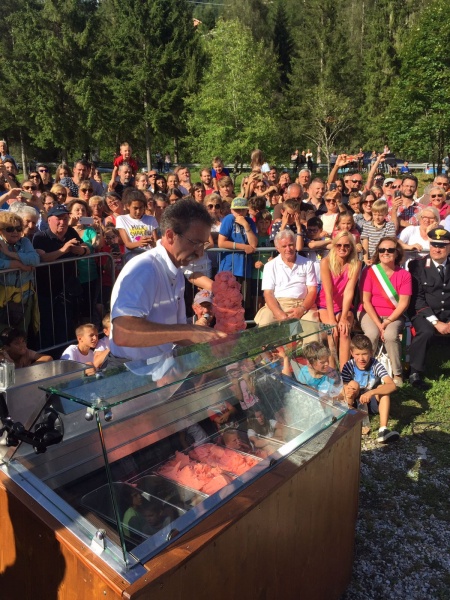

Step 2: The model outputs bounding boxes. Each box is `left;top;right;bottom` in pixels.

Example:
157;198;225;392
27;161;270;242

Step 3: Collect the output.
341;334;398;443
361;200;396;265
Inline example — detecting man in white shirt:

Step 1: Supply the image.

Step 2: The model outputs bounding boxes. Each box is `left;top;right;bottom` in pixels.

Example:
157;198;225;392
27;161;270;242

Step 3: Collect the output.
255;229;318;327
110;199;225;360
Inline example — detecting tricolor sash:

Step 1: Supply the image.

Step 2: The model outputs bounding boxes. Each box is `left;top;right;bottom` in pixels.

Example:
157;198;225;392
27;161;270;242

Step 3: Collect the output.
370;264;399;308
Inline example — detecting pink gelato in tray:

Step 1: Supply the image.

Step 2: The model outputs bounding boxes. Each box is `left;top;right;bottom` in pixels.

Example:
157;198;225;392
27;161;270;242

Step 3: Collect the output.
189;444;261;477
157;451;233;496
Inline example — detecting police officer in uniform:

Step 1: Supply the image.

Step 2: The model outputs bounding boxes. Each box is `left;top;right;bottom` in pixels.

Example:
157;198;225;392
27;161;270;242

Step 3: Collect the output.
408;227;450;389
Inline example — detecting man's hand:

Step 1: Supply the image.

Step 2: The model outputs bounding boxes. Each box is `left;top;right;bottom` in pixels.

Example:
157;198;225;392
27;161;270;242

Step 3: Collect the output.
234;215;248;227
243;244;255;254
435;321;450;335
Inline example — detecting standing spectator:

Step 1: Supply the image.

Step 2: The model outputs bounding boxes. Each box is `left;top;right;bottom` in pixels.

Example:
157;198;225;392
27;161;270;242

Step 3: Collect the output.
175;166;192;196
61;159;103;198
0;213;40;332
0;140;17;169
200;168;215;195
164;152;171;173
9;203;39;240
2;158;21;189
115;190;158;259
54;163;72;183
32;204;89;349
103;192;125;227
135;173;149;191
37;164;53;190
218;197;258;281
397;175;421;229
50;183;68;204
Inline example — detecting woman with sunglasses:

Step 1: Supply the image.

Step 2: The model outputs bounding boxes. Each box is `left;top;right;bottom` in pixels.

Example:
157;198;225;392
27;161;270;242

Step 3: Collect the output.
28;171;45;195
50;183;68;204
36;164;53;190
0;212;40;330
203;194;222;272
358;236;412;387
317;231;361;365
103;192;125;226
20;180;43;213
425;185;450;220
78;180;95;201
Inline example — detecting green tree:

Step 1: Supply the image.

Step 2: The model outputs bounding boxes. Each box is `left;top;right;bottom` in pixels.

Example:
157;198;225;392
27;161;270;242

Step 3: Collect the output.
223;0;270;42
272;0;295;89
185;19;281;164
98;0;201;166
387;0;450;168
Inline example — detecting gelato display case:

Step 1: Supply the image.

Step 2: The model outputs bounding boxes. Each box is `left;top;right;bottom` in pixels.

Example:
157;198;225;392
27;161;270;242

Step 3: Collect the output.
0;321;363;599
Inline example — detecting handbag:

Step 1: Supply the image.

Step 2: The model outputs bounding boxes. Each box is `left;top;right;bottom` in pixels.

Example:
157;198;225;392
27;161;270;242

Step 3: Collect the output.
376;342;393;378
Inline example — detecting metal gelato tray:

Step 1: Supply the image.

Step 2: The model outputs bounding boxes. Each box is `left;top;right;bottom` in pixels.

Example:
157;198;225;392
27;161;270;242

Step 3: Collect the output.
131;474;207;511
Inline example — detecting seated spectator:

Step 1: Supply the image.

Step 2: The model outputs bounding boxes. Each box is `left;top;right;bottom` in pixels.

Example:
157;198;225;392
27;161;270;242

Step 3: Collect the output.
424;186;450;220
342;334;398;443
93;314;111;369
399;207;440;266
255;229;318;327
270;198;304;252
317;232;361;365
61;323;99;372
320;189;346;235
408;228;450;389
0;212;40;332
0;328;52;368
358;237;411;387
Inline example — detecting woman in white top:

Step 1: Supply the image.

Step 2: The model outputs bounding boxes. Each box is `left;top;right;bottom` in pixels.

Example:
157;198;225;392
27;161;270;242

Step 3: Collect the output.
399;206;439;266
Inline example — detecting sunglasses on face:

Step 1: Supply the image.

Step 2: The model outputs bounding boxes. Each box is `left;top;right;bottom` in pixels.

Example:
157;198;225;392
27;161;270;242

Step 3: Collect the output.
30;174;39;178
430;242;448;248
326;199;337;203
430;194;444;198
80;188;93;193
378;247;396;254
207;204;221;209
336;244;350;249
38;168;49;173
351;179;362;184
3;226;23;233
23;186;37;191
363;200;375;204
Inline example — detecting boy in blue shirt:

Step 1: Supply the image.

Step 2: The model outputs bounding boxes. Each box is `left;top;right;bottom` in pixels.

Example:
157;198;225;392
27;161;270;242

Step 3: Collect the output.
341;334;398;443
290;341;343;400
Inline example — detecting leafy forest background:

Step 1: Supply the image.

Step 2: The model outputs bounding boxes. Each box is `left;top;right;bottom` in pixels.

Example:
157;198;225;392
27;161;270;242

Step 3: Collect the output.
1;0;449;169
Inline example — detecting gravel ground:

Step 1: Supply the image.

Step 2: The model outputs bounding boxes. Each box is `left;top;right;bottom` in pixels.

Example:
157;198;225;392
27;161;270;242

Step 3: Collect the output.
342;431;450;600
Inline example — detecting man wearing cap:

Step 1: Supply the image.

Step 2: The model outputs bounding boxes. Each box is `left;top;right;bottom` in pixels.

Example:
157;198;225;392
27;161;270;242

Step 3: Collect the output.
32;204;90;348
192;289;214;327
408;227;450;389
218;197;258;280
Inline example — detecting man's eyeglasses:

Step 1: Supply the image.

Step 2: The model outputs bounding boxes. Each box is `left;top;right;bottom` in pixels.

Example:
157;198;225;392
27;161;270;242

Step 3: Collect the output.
3;226;23;233
378;247;396;254
207;204;221;209
177;233;210;250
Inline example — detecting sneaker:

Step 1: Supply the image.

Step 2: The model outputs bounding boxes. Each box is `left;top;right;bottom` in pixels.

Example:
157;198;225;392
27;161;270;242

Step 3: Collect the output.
377;428;399;444
393;376;404;388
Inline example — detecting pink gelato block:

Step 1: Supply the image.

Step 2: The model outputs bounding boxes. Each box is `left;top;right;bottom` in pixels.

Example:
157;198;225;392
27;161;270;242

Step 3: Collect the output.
202;474;233;495
190;444;258;476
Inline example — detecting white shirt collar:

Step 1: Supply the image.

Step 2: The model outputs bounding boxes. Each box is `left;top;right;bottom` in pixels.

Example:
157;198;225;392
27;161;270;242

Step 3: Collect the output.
155;240;179;279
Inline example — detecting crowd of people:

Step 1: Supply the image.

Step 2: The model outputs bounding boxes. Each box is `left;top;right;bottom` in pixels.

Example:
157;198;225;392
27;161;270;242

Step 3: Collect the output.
1;141;450;444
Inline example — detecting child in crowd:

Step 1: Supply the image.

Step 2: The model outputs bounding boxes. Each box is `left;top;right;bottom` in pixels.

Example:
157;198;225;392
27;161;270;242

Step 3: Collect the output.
341;334;398;443
248;196;266;223
270;199;304;251
61;323;99;372
0;328;52;369
100;227;124;309
115;190;158;258
285;342;343;399
217;176;236;201
333;211;362;252
347;192;362;219
93;314;111;369
253;211;273;310
361;199;396;265
304;216;332;285
211;156;230;190
320;190;344;235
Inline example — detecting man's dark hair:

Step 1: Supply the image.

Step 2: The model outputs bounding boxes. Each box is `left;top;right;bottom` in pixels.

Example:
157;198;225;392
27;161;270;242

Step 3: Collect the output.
160;199;213;235
402;174;418;187
75;159;90;170
154;191;169;204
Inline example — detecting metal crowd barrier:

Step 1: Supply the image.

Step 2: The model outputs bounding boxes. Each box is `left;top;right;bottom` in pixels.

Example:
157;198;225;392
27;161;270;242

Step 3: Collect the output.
0;247;425;354
0;253;116;354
